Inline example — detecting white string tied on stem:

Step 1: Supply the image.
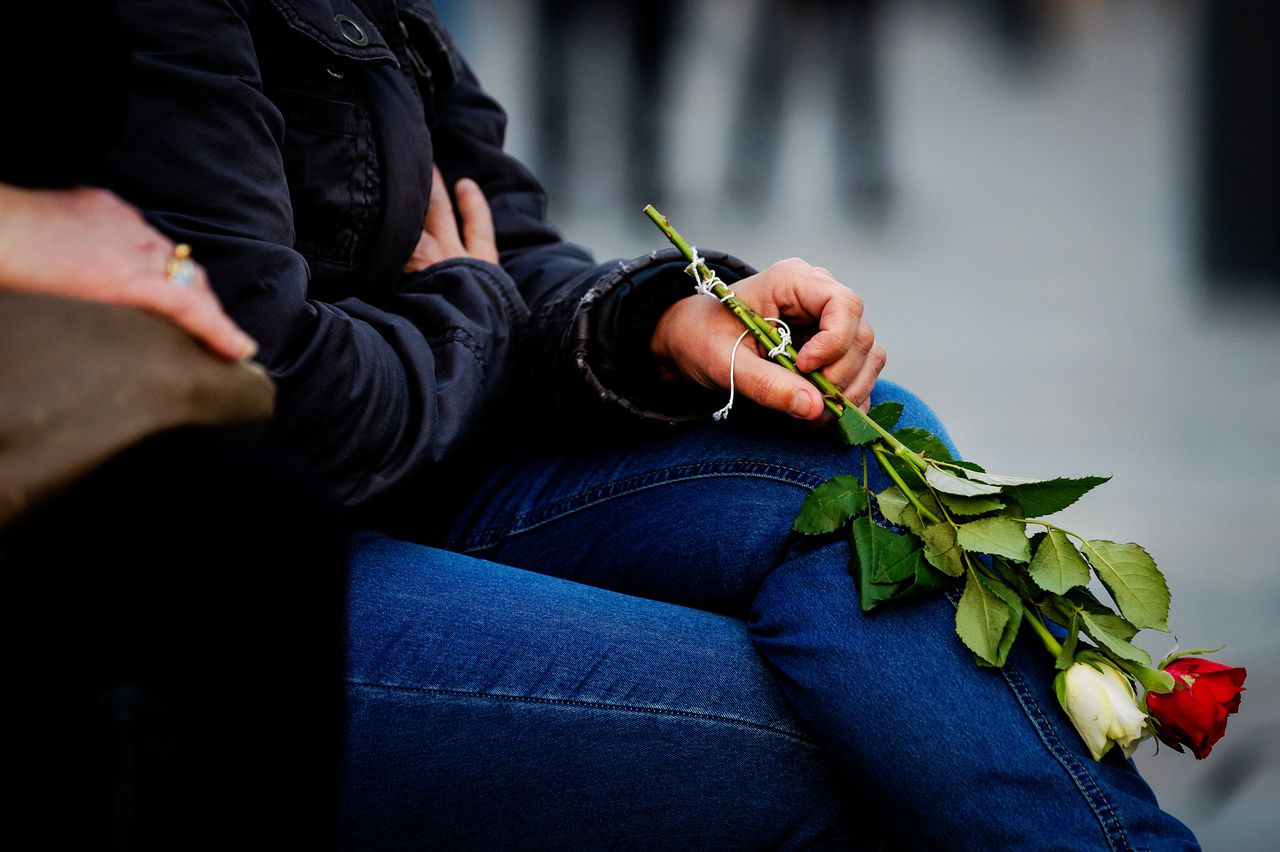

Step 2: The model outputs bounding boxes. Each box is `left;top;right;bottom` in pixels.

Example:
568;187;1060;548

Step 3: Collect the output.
766;319;792;359
685;247;735;302
713;317;792;422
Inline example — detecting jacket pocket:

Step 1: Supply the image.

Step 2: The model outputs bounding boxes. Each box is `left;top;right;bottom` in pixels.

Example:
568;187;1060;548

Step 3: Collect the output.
258;1;394;277
271;83;379;272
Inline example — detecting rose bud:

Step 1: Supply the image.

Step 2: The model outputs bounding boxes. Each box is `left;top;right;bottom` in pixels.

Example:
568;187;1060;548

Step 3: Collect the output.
1146;658;1247;759
1055;661;1151;761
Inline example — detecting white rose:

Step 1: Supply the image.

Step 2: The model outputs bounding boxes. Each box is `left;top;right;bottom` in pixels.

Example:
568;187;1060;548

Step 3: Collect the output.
1055;661;1151;761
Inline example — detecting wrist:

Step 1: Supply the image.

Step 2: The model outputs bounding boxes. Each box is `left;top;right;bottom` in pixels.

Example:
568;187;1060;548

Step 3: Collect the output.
649;299;680;365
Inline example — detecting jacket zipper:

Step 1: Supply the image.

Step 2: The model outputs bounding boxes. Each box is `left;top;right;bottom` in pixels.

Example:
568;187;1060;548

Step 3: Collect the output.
398;18;430;81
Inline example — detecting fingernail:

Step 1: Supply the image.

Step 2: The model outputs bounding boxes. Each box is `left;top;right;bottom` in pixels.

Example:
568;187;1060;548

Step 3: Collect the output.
791;390;813;417
240;336;259;360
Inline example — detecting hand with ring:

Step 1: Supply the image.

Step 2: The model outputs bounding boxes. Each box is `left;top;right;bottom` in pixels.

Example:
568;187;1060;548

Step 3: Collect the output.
0;185;257;360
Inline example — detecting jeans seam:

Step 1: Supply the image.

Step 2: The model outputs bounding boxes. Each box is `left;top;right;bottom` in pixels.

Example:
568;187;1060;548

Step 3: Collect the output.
348;680;820;748
998;662;1134;851
941;591;1135;850
454;460;825;552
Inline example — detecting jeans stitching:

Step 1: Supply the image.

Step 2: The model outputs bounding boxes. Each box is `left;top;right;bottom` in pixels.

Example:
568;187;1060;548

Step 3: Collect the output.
999;664;1133;851
998;665;1131;849
942;590;1133;851
348;680;819;748
455;460;826;552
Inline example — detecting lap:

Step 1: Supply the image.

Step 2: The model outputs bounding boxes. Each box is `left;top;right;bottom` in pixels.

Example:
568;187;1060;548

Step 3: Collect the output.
445;379;946;615
342;531;859;850
348;380;1197;848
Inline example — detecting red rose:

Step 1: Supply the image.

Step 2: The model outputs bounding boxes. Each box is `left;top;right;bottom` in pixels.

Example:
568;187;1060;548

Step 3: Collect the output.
1146;658;1246;759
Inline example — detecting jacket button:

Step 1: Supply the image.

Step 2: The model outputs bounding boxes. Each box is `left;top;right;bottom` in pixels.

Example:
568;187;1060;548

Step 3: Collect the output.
335;14;369;47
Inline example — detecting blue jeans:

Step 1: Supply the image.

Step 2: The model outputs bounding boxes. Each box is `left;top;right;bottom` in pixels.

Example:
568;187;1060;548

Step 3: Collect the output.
342;380;1199;850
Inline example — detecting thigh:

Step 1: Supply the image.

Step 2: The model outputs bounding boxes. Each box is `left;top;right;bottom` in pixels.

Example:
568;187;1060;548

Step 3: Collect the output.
342;532;862;851
446;380;946;615
443;382;1199;847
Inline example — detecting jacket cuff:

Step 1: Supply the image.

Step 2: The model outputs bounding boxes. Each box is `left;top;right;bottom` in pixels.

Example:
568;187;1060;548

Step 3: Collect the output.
572;247;757;423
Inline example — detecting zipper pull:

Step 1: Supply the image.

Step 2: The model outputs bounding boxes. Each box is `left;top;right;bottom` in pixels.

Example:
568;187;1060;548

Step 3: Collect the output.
398;18;430;80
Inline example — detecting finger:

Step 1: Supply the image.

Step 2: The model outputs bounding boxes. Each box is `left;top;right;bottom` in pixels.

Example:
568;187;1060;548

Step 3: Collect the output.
808;319;875;391
844;342;887;413
792;290;864;373
142;267;258;360
733;351;824;421
754;262;863;372
403;230;441;273
423;165;460;245
455;178;498;264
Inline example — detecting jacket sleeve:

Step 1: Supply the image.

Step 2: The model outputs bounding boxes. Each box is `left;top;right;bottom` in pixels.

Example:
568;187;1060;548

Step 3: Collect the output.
106;0;750;509
422;31;759;426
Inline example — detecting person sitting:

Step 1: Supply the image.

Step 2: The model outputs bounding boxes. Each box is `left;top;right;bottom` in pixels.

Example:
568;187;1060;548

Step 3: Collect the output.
33;1;1200;847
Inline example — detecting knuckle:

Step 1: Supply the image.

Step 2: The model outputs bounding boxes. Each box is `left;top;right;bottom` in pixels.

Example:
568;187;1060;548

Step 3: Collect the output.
855;322;875;352
751;369;784;402
871;345;887;371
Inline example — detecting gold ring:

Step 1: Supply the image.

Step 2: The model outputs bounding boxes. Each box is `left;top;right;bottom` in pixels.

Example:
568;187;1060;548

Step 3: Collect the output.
165;243;196;286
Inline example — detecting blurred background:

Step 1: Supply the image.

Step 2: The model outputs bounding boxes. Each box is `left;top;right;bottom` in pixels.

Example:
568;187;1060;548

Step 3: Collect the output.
441;0;1278;846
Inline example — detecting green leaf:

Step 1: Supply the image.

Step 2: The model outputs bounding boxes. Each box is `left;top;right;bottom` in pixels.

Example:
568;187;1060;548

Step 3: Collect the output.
1027;529;1091;594
793;475;868;535
875;487;943;539
955;571;1012;666
1086;612;1139;642
937;492;1006;516
867;401;903;431
1056;611;1080;670
1080;540;1170;632
1158;645;1227;669
961;470;1056;487
870;530;925;585
988;556;1036;601
984;576;1025;666
956;517;1031;563
1061;589;1140;640
921;522;966;577
900;557;953;599
951;460;987;474
893;427;954;462
925;466;1003;496
1079;610;1152;665
1115;660;1176;695
1004;476;1110;518
1065;586;1118;615
904;492;946;537
838;408;880;446
849;517;908;611
874;486;911;528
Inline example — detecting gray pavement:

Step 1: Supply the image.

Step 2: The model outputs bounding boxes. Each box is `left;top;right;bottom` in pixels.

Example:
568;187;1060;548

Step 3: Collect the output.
465;0;1279;846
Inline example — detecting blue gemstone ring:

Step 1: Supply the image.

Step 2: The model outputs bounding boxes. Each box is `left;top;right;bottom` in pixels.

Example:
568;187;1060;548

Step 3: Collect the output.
165;243;196;286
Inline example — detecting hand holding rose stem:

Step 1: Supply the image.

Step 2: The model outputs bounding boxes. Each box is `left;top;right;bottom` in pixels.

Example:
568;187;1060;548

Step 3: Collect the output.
644;205;1246;762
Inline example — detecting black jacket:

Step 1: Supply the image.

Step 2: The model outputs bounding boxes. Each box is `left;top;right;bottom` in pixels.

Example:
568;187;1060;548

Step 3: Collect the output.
82;0;752;512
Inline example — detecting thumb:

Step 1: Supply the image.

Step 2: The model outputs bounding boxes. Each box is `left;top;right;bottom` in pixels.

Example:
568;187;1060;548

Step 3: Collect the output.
732;353;823;420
